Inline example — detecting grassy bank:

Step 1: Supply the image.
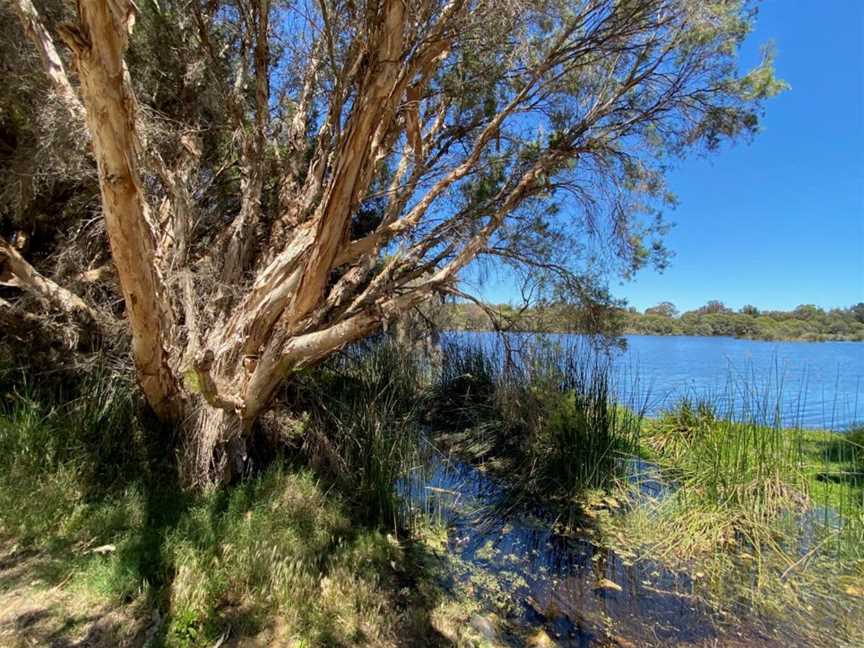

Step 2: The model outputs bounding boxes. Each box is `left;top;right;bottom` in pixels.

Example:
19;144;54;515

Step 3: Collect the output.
426;339;864;644
0;347;484;647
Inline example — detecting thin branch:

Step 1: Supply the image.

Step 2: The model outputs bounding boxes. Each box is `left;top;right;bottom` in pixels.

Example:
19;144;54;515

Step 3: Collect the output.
0;235;101;325
13;0;87;126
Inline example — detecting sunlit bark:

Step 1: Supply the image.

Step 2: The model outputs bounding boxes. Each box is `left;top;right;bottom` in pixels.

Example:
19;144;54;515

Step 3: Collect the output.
3;0;779;484
60;0;179;419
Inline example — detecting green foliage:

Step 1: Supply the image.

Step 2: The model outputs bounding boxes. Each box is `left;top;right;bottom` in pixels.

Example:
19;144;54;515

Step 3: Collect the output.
604;403;864;645
645;403;810;545
428;342;498;429
638;400;863;565
645;397;718;461
0;368;149;542
848;427;864;466
163;467;405;646
440;300;864;341
0;368;427;647
635;302;864;341
532;387;636;495
431;339;642;501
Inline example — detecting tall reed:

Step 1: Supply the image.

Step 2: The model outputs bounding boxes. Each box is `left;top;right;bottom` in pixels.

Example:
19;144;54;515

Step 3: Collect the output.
430;336;644;501
290;338;426;526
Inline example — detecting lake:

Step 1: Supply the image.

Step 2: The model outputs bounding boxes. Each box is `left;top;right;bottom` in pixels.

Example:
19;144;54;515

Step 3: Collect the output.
445;332;864;430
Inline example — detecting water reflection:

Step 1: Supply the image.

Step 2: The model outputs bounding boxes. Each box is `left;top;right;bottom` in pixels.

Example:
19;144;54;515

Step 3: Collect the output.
445;332;864;430
401;444;820;647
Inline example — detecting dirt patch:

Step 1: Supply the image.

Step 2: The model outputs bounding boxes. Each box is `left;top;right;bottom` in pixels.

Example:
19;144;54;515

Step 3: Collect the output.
0;541;154;648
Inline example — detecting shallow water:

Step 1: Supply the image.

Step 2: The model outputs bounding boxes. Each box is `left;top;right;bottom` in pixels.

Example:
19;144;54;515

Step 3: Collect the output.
446;332;864;430
403;449;813;647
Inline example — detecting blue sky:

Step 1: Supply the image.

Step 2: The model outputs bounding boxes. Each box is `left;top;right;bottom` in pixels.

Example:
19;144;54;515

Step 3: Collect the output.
472;0;863;313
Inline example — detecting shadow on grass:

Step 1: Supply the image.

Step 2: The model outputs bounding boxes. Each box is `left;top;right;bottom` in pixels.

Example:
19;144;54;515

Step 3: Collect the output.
0;540;155;647
0;363;464;647
0;460;457;647
1;608;148;648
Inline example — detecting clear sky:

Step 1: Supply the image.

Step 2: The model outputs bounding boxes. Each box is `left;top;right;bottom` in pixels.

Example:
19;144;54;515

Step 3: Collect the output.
473;0;864;313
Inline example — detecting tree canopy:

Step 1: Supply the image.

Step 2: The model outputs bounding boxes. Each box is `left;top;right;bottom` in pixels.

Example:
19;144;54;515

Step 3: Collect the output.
1;0;784;484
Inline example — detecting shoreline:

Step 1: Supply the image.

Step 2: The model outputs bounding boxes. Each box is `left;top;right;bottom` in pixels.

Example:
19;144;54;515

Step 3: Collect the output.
442;328;864;343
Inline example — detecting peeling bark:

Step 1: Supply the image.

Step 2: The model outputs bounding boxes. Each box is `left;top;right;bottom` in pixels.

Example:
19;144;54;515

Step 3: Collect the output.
60;0;179;419
13;0;86;124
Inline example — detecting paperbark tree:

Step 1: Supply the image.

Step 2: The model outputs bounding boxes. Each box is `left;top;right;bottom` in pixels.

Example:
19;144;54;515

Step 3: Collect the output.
6;0;784;484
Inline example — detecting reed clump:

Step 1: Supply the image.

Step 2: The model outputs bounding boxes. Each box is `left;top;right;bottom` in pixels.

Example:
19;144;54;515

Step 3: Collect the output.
430;338;642;501
288;338;427;527
605;397;864;646
643;401;810;548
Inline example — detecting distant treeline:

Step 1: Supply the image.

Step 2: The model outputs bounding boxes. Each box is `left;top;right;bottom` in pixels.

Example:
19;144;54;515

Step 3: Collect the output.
439;301;864;342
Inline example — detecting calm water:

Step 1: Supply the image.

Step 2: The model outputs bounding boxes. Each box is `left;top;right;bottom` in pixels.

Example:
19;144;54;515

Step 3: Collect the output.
446;332;864;430
404;450;807;647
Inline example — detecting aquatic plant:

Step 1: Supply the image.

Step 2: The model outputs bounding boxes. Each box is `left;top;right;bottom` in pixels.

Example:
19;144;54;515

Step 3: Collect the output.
428;340;498;430
643;396;717;461
431;337;643;503
596;396;864;645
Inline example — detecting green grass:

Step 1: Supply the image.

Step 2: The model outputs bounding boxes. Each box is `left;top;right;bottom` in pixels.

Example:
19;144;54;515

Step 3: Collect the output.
289;338;426;527
636;402;864;557
0;358;455;647
160;466;407;646
431;338;642;505
641;401;809;549
807;426;864;507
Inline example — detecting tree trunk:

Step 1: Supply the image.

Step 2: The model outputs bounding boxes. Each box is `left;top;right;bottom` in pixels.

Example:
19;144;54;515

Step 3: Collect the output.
60;0;179;420
179;403;247;488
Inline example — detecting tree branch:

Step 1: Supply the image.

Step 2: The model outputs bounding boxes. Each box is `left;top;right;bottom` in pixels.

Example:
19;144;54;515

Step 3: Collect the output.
60;0;179;419
0;235;101;325
13;0;87;126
